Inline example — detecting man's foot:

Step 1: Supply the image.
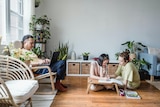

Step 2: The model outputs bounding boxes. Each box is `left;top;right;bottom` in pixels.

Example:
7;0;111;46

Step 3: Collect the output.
61;83;67;88
55;82;67;92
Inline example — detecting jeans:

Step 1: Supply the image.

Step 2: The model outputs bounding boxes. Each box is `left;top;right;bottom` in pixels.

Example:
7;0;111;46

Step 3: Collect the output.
35;60;66;80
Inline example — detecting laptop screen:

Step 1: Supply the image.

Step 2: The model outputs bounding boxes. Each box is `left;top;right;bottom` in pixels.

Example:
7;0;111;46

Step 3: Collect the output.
49;51;60;65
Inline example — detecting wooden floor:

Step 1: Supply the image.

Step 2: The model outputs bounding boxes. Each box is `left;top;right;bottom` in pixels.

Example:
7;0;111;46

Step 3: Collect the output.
51;76;160;107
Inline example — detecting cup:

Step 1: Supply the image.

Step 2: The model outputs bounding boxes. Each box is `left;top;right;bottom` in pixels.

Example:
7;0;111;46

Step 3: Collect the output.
119;89;125;96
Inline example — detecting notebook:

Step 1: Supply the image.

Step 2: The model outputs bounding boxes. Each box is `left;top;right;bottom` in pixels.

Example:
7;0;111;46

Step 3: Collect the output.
39;51;60;66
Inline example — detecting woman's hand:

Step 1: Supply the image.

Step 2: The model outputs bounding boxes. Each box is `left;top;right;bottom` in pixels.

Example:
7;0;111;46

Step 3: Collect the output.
106;74;110;79
101;75;110;81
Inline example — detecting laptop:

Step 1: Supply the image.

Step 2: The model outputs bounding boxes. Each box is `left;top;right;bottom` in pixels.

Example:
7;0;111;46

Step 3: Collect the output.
39;51;60;66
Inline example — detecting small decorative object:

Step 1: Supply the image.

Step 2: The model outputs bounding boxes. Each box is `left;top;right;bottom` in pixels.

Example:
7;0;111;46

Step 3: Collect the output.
82;52;90;60
119;89;125;96
71;51;76;60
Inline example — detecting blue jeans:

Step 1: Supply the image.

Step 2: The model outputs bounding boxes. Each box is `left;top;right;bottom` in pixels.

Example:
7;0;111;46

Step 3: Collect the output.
35;60;66;80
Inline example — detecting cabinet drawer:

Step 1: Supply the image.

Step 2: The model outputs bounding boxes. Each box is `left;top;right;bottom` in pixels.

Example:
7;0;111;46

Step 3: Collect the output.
81;62;91;74
108;63;118;75
68;62;80;74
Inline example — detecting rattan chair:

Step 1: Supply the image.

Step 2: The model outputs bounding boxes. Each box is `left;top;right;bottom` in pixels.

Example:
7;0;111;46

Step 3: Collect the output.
0;55;39;107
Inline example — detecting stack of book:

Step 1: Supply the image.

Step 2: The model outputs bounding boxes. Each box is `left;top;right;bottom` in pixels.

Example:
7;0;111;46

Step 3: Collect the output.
125;90;141;99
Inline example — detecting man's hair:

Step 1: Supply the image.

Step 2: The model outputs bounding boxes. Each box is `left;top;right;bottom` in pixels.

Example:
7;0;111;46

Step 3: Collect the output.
97;53;109;66
21;35;33;48
22;34;33;42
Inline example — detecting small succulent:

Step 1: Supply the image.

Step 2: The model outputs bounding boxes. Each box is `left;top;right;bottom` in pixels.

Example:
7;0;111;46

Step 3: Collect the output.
82;52;90;56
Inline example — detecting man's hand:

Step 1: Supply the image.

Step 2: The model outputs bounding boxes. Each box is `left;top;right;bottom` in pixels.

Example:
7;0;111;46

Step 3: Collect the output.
43;58;50;64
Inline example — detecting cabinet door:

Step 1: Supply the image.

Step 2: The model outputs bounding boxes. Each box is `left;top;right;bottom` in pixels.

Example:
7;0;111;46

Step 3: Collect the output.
68;62;80;74
81;62;91;74
108;63;118;75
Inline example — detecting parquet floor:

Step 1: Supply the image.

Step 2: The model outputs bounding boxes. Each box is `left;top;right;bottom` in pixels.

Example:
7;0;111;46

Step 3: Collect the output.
51;76;160;107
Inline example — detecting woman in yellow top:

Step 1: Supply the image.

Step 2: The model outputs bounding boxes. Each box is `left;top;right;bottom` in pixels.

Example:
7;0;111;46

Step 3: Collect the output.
115;51;140;90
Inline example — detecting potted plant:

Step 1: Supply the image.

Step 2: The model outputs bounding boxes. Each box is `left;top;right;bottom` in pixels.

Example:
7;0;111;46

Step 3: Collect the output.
55;42;69;60
121;41;146;60
82;52;90;60
132;58;151;80
29;15;51;42
132;58;151;70
35;0;41;8
32;47;44;58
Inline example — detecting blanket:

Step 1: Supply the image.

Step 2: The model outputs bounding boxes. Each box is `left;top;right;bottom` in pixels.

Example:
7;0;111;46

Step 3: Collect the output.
148;47;160;62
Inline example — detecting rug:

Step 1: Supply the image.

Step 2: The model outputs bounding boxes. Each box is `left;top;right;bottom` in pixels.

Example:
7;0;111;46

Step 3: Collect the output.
32;82;58;107
146;80;160;90
32;90;57;107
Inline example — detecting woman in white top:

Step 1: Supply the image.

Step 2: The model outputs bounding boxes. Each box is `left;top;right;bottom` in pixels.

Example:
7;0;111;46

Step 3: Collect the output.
90;53;111;91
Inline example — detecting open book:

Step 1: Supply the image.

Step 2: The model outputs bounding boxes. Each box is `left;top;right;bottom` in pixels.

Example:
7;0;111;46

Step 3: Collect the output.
98;78;123;86
125;90;141;99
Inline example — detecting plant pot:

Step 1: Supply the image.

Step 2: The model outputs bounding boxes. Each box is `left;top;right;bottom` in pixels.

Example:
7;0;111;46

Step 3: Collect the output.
36;24;43;30
139;69;149;80
83;56;89;60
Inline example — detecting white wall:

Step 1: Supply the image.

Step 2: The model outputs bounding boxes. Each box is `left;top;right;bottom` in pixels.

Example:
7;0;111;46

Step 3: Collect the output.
35;0;160;60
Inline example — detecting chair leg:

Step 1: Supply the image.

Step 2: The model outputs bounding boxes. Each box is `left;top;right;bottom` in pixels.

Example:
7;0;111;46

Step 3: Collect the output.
86;77;92;94
86;83;91;94
114;84;119;95
50;75;55;92
24;97;32;107
150;75;154;82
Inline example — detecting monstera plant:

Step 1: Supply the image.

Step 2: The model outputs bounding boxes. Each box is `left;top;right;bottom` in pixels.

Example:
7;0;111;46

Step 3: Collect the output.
121;41;146;60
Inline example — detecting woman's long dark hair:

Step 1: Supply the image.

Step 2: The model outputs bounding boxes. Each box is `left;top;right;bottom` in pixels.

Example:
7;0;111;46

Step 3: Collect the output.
97;53;109;66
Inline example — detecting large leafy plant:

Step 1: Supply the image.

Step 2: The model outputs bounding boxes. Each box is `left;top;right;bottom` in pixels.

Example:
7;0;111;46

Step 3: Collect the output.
132;58;151;70
55;42;69;60
32;47;44;58
121;41;146;53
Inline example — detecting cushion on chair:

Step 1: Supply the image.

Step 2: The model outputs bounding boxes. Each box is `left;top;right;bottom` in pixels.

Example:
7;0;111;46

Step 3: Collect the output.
5;80;38;104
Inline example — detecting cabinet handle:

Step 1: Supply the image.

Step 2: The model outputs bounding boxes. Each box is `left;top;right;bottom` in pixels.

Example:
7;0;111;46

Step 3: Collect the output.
72;64;75;66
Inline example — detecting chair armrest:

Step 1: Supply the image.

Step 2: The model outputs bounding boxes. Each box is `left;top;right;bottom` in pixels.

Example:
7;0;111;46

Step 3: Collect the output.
31;66;56;80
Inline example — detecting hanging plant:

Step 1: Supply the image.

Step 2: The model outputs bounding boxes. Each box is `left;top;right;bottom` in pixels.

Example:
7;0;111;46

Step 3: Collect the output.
35;0;41;8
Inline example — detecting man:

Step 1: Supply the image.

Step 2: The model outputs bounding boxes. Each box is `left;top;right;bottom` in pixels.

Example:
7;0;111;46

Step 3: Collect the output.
115;51;140;90
22;34;67;92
